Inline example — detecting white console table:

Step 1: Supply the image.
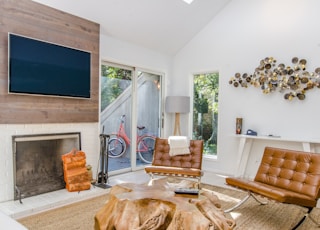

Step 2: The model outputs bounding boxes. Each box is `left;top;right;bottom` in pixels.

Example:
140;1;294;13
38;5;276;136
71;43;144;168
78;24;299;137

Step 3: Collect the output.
234;135;320;177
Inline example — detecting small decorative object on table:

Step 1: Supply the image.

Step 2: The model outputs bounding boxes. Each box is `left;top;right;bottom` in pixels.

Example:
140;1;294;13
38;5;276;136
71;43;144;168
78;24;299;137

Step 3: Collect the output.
246;129;257;136
236;118;243;134
174;188;199;195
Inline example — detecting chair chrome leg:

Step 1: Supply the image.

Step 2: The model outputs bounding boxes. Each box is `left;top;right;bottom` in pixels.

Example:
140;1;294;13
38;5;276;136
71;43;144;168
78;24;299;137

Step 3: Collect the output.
224;191;251;213
224;191;267;213
251;193;268;205
197;177;201;189
147;173;155;186
291;207;320;230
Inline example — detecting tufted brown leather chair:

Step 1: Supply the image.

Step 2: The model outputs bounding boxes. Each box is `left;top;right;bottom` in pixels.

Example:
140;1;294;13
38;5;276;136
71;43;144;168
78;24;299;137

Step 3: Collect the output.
226;146;320;229
145;138;204;187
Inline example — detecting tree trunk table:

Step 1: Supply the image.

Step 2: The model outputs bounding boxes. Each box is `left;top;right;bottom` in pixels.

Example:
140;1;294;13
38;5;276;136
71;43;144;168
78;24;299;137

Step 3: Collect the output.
94;179;235;230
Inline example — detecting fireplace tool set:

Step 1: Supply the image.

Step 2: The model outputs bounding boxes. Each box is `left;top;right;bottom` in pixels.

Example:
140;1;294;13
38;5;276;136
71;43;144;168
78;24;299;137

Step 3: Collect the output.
93;127;112;189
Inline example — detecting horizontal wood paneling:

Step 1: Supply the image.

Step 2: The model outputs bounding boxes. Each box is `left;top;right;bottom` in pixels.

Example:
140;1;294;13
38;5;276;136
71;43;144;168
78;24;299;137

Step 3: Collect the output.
0;0;100;123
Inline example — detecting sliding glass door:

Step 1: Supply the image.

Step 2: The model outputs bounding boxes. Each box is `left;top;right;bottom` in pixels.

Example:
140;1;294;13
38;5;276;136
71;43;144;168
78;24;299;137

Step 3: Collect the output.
100;62;162;173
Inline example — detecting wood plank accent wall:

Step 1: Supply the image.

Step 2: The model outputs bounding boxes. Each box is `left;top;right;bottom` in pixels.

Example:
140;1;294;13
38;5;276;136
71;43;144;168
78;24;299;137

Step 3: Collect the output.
0;0;100;123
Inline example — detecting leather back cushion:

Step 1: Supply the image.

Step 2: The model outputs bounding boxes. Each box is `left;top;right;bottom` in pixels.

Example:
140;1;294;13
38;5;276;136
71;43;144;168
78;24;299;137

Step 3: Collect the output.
254;147;320;198
152;138;203;169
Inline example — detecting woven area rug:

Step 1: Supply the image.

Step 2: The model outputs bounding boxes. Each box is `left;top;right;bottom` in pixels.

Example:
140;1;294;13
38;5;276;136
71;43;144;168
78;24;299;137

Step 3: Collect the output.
200;183;320;230
17;180;320;230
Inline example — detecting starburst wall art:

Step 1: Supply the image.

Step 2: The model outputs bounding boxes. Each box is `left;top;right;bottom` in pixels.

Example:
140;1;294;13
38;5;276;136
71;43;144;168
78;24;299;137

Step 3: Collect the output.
229;57;320;101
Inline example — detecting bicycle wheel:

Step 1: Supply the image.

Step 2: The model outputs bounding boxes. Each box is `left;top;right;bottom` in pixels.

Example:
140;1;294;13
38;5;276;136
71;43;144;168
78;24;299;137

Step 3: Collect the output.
137;136;155;163
108;137;126;158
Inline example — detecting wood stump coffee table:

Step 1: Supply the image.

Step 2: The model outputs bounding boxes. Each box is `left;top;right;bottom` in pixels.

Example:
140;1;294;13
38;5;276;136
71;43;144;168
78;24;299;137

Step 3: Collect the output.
94;179;235;230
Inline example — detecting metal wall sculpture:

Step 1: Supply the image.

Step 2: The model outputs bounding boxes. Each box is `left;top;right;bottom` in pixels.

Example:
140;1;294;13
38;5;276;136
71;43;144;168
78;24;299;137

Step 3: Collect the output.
229;57;320;100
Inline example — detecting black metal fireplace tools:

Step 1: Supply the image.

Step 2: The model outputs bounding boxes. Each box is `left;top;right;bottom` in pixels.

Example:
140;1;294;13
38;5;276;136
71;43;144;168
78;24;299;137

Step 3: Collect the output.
93;128;112;189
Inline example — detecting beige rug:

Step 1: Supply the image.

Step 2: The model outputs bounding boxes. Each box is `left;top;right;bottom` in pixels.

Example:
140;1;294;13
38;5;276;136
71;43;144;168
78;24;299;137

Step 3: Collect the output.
200;183;320;230
17;181;320;230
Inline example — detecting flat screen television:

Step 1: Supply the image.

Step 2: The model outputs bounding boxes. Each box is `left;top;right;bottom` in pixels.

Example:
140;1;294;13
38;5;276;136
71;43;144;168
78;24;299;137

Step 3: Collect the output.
8;33;91;99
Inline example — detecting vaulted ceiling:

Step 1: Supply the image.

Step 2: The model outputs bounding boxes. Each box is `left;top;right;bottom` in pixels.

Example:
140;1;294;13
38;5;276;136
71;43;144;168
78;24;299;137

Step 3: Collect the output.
32;0;231;55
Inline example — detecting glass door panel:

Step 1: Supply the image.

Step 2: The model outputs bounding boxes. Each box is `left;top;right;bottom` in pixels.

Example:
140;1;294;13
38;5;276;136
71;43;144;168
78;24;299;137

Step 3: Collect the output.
100;63;133;172
136;71;162;167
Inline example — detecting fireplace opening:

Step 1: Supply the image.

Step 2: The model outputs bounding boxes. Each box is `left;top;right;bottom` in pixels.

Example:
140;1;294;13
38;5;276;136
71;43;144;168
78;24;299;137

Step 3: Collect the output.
13;133;81;201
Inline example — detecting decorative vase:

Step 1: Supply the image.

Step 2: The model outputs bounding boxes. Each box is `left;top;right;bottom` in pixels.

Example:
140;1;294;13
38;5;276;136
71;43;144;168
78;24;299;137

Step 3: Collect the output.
236;118;242;134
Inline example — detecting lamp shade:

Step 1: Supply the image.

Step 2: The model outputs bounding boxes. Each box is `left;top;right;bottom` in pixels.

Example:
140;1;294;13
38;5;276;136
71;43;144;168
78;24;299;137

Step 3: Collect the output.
165;96;190;113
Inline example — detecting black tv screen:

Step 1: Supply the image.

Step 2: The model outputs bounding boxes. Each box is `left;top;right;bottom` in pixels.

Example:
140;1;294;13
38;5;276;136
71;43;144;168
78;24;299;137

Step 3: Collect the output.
8;33;91;99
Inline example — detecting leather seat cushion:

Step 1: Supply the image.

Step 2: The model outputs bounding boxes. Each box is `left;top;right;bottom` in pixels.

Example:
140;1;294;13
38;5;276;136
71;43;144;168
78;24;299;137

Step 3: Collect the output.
145;165;203;177
226;177;317;207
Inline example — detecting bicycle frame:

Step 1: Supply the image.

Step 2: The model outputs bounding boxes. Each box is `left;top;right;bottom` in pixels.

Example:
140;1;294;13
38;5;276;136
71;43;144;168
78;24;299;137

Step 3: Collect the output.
108;115;156;163
112;115;156;151
114;116;130;145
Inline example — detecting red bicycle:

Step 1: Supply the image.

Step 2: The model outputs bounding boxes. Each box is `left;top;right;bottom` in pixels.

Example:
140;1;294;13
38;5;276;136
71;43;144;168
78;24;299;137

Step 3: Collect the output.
108;115;156;164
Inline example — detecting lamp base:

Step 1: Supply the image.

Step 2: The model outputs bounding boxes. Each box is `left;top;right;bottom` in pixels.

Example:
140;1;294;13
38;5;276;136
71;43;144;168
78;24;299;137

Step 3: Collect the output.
173;113;181;136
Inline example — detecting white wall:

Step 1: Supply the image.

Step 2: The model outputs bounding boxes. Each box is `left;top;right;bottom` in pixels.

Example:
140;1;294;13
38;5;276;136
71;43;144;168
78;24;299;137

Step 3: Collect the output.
172;0;320;176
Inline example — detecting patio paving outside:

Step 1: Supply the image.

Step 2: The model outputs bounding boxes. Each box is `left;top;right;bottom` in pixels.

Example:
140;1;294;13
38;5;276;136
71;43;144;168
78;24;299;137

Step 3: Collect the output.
108;156;149;171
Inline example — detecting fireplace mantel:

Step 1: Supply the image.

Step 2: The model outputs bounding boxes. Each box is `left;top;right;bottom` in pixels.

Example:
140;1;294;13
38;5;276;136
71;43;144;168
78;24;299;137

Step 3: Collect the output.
13;133;82;143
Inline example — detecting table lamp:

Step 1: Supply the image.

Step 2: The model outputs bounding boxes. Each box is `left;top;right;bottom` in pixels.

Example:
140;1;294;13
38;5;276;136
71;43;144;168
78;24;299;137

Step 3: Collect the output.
165;96;190;135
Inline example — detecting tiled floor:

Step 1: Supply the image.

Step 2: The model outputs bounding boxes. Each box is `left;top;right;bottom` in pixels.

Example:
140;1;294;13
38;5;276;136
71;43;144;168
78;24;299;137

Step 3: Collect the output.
0;170;228;220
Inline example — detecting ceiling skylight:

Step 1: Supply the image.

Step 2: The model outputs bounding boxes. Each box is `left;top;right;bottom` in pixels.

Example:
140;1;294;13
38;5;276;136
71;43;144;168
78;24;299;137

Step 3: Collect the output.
182;0;194;4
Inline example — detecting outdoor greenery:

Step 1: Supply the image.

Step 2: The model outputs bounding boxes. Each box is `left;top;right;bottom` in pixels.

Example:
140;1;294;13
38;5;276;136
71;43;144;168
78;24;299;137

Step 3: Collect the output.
193;73;219;155
101;65;132;111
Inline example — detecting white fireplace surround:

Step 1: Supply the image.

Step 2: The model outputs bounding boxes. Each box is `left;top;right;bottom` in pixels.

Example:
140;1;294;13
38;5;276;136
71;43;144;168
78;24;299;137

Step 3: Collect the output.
0;123;99;203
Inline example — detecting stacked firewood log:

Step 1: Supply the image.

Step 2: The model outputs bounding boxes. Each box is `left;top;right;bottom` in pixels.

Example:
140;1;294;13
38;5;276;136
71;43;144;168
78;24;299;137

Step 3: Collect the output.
62;148;91;192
